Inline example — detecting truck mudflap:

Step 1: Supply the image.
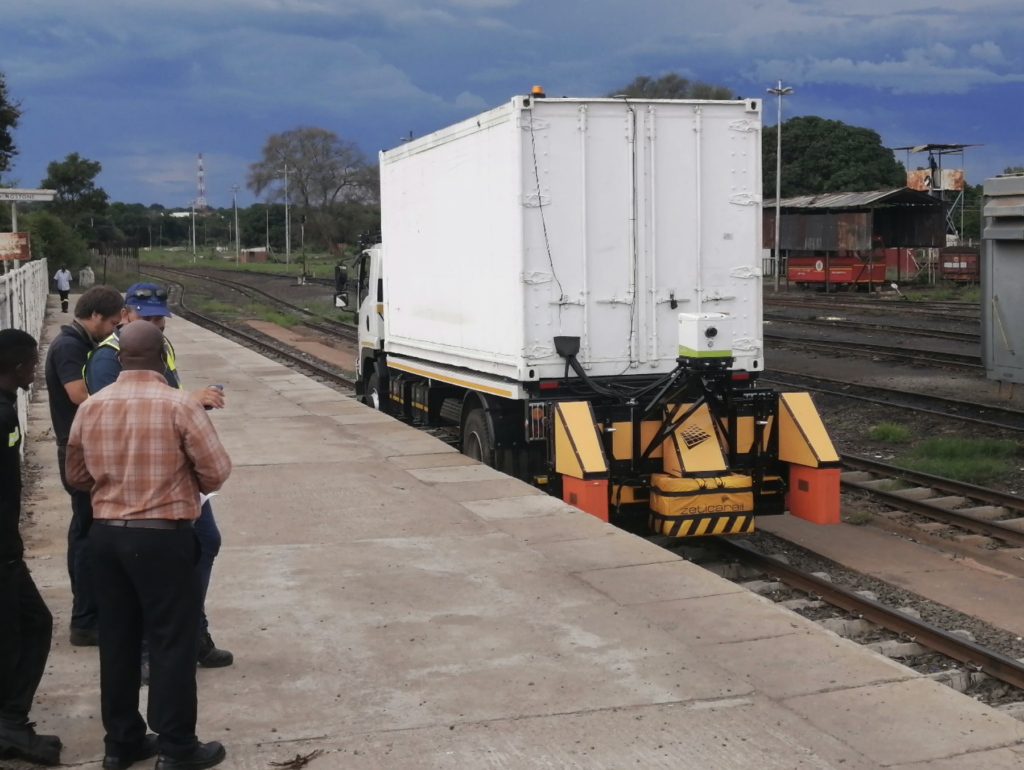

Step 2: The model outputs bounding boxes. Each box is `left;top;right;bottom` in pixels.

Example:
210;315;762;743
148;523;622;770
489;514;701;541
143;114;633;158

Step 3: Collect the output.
647;473;784;537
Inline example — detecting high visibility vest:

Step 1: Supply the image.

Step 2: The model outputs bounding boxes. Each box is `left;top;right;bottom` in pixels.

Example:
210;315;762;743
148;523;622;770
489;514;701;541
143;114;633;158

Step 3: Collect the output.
85;333;182;390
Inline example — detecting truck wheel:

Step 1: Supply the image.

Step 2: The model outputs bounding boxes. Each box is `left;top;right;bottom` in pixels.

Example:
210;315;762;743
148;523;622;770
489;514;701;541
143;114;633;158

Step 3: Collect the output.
366;372;387;413
463;409;495;467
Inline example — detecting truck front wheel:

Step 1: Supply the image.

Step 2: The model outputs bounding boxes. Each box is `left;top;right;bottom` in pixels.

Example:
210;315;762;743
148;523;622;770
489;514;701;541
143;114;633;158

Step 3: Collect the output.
462;409;495;467
366;372;387;413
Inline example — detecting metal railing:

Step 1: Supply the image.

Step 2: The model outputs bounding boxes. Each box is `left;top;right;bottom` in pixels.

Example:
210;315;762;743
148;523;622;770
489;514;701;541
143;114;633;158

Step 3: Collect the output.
0;259;49;449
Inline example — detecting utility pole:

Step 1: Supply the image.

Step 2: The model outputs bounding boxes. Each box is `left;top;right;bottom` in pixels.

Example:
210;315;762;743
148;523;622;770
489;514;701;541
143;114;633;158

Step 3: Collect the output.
283;163;291;266
189;199;197;260
231;184;241;264
265;205;270;253
766;81;793;293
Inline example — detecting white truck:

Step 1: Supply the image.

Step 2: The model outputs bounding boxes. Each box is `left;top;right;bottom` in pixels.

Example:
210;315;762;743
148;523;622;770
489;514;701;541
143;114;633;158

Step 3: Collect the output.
339;90;839;536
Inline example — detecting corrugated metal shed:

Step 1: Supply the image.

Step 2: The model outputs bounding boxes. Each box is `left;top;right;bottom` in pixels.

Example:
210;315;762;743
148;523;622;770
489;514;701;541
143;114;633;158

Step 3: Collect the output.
763;187;946;250
764;188;942;209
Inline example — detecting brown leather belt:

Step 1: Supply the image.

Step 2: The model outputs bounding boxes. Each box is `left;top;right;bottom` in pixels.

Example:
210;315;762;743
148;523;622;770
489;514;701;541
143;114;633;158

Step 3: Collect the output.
95;519;194;530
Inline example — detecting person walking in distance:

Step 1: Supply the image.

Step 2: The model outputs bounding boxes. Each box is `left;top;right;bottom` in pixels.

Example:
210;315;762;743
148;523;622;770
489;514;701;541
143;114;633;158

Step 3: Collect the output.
43;285;123;647
53;267;73;314
0;330;61;766
66;321;232;770
84;283;232;672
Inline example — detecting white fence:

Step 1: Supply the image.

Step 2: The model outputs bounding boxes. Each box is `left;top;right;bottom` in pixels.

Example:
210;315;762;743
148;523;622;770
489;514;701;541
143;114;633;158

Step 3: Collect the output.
1;259;50;446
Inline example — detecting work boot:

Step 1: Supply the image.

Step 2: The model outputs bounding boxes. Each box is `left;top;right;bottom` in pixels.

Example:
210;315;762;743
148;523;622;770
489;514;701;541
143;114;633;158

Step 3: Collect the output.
102;734;159;770
155;741;226;770
0;721;62;766
70;626;100;646
197;632;233;668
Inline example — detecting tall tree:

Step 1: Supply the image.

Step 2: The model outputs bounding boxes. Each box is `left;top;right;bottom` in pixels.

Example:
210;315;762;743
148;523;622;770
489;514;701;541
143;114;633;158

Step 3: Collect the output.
0;69;22;182
608;73;734;100
40;152;109;234
247;126;375;249
763;116;906;200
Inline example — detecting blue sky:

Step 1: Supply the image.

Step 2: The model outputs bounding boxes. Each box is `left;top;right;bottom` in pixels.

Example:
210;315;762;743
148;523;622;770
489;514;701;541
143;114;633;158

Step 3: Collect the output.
2;0;1022;207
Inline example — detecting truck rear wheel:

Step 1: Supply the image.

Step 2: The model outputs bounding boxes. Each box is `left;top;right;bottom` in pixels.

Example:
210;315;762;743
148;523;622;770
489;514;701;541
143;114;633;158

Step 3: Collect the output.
462;409;494;467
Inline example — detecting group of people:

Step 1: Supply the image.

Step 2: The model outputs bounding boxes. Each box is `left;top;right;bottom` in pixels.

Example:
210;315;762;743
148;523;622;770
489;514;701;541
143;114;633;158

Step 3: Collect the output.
1;282;235;770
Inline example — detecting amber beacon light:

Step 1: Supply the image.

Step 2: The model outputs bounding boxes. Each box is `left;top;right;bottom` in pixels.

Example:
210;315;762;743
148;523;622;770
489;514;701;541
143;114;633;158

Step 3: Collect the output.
531;85;546;98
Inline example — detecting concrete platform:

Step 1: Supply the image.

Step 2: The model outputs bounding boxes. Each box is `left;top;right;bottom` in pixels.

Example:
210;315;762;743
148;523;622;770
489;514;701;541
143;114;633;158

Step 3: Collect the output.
17;299;1024;769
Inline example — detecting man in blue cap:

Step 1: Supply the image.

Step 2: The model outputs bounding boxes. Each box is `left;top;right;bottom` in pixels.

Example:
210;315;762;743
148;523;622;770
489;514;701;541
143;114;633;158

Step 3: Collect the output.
85;283;234;675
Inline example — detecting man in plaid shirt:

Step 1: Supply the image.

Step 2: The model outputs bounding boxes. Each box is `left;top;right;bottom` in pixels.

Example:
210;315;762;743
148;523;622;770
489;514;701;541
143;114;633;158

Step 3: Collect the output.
66;322;232;770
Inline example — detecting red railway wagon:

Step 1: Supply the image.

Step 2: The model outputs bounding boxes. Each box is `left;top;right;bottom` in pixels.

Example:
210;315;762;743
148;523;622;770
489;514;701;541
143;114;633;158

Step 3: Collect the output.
938;246;979;284
788;255;887;289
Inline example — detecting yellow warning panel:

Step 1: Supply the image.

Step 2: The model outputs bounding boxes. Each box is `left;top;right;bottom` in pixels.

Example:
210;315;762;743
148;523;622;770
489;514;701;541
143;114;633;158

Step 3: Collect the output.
649;513;755;538
554;401;609;480
778;392;839;468
662;404;727;476
734;415;773;454
611;421;663;460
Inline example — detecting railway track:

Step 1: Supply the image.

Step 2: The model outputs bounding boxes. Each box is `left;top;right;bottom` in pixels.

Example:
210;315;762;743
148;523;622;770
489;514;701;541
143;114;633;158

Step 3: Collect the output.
148;265;359;343
764;314;980;344
712;538;1024;692
765;297;978;323
763;369;1024;433
152;273;357;390
765;333;982;372
840;455;1024;548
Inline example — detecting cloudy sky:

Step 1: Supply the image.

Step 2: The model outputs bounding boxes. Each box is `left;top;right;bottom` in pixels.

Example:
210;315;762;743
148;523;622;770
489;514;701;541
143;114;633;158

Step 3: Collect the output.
2;0;1021;207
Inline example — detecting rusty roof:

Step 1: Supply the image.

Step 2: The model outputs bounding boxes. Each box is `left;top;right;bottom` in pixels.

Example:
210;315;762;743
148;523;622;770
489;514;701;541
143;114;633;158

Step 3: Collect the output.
764;187;943;209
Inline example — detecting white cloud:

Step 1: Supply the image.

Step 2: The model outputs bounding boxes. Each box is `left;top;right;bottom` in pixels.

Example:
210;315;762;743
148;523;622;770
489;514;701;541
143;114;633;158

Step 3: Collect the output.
969;41;1005;63
755;44;1024;94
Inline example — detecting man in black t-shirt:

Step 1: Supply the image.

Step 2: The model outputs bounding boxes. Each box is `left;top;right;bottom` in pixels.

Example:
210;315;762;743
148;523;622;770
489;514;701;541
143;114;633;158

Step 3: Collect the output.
0;329;62;766
44;285;122;646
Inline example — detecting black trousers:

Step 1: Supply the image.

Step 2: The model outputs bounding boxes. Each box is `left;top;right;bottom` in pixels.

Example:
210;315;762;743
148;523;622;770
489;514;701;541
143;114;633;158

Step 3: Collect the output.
57;444;98;631
88;524;202;758
0;559;53;725
58;290;69;312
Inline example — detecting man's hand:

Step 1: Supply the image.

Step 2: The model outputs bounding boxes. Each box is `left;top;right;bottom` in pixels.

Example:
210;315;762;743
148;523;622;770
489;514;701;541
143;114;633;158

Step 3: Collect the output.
192;386;225;410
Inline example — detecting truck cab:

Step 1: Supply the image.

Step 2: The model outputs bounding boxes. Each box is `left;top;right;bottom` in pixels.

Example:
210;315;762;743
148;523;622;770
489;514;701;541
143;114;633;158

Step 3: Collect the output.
355;244;385;405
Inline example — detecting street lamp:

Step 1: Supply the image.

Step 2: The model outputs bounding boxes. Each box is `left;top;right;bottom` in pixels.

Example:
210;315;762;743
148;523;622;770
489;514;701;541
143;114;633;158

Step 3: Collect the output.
766;81;793;293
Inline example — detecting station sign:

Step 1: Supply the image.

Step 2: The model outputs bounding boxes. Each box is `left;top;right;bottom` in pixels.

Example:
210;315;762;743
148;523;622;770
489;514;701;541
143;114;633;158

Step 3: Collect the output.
0;232;31;261
0;188;57;202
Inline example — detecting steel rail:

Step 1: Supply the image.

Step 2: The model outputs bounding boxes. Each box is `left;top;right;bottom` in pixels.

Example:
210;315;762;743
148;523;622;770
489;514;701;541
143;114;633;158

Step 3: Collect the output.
764;298;977;323
765;334;982;371
716;538;1024;690
763;370;1024;433
149;265;359;342
764;314;980;344
151;274;357;390
839;456;1024;547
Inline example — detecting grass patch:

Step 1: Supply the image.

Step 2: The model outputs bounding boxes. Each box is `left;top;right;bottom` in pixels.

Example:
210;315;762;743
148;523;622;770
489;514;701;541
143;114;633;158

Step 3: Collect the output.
192;298;239;316
843;509;874;526
866;423;913;443
931;287;955;300
253;306;302;328
959;286;981;303
895;438;1020;485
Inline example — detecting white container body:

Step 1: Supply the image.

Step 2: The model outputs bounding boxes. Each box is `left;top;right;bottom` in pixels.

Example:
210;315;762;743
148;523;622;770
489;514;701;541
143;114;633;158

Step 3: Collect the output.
379;95;764;386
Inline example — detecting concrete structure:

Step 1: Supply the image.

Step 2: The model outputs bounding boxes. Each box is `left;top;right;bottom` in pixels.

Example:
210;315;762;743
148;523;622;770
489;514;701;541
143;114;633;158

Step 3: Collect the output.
21;295;1024;768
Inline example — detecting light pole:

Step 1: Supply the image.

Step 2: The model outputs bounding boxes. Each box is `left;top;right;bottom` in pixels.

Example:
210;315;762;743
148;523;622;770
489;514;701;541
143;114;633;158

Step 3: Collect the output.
766;81;793;293
282;164;291;266
188;199;197;260
231;185;241;264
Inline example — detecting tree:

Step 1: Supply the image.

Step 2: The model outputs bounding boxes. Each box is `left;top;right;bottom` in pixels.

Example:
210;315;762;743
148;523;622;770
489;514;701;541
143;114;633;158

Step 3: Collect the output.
40;152;109;234
0;70;21;182
763;116;906;200
247;127;376;250
607;73;734;100
23;211;89;269
1004;166;1024;175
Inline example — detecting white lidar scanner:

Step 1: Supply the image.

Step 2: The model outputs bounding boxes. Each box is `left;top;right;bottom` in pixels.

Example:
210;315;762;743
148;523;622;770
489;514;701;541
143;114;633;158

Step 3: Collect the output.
678;313;733;365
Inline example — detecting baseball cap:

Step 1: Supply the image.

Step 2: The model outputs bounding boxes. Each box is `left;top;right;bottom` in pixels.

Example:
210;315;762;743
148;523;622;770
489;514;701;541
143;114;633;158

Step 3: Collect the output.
125;282;172;318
